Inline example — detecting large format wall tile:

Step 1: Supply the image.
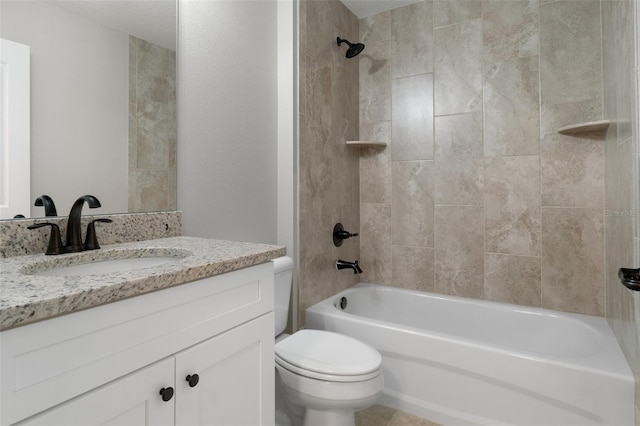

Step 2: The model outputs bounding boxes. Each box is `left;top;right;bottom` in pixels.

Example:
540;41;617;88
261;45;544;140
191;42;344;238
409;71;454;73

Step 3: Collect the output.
392;161;434;247
485;156;540;256
485;253;541;307
129;36;176;213
392;245;435;292
601;0;640;388
356;0;610;320
360;122;392;204
605;139;634;334
360;10;390;45
435;159;483;205
434;19;482;115
361;203;392;285
136;38;176;104
483;56;539;157
136;100;173;169
299;117;332;212
435;112;483;160
132;169;171;212
541;207;604;316
391;1;433;78
482;0;539;65
541;132;604;208
302;55;332;130
392;74;434;160
433;0;481;28
434;111;484;205
540;98;603;135
540;0;601;106
435;206;484;298
302;0;332;63
299;0;360;327
612;0;633;143
360;39;391;127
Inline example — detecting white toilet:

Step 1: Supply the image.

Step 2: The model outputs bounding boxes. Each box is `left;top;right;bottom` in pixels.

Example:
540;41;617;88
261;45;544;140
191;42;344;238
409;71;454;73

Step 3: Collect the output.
272;257;384;426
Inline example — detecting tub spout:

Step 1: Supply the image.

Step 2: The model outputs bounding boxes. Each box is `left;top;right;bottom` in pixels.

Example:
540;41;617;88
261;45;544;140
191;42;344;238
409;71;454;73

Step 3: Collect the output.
336;259;363;274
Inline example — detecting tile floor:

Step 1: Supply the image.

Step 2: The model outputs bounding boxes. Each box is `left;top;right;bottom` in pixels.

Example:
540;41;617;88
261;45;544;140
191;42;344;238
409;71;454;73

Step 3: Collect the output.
355;404;442;426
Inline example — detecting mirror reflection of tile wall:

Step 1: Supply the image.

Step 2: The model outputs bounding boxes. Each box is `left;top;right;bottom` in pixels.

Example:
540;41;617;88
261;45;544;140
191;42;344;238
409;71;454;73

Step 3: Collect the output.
128;36;177;212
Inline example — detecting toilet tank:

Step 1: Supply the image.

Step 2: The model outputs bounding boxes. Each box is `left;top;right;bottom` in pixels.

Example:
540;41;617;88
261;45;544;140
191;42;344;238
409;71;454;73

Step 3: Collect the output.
272;256;294;336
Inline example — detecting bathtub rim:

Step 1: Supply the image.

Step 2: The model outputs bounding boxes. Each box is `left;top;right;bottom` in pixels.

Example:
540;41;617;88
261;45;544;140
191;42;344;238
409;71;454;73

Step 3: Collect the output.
306;282;634;380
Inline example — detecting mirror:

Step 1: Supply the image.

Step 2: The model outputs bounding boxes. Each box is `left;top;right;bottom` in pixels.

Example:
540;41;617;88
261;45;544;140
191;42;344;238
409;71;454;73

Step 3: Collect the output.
0;0;176;219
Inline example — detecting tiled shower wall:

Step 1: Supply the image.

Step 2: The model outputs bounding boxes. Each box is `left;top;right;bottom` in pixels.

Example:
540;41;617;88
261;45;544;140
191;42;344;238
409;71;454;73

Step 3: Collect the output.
128;36;177;213
298;0;360;325
602;0;640;421
359;0;606;316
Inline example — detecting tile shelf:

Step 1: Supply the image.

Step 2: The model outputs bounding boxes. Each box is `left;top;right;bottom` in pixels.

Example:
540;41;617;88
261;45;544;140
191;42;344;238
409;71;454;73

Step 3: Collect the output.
557;120;611;135
346;140;387;147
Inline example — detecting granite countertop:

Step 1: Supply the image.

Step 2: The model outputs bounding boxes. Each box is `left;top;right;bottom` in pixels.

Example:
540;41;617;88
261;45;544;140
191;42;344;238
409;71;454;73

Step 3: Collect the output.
0;236;286;331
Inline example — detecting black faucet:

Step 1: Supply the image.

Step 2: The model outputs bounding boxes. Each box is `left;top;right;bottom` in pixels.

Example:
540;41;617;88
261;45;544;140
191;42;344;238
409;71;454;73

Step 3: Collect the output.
336;259;363;274
35;195;58;217
65;195;102;253
27;223;65;255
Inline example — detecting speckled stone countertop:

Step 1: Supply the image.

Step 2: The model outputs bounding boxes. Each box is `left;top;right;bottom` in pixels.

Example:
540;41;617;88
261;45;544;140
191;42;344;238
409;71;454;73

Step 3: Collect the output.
0;236;286;331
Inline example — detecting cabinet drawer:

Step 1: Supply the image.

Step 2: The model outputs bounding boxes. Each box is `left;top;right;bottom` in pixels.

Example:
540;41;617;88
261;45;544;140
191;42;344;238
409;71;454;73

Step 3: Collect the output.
1;262;273;425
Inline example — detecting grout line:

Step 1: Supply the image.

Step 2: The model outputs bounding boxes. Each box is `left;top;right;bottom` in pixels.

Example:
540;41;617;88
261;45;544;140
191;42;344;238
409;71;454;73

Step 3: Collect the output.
538;0;545;310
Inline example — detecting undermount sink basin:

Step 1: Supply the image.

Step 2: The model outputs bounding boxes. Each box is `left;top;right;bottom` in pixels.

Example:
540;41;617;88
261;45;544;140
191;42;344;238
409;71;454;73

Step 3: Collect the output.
21;248;191;277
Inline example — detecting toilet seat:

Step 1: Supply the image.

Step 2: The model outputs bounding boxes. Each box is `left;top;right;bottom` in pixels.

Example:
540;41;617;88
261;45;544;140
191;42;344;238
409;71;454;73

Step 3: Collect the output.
275;330;382;383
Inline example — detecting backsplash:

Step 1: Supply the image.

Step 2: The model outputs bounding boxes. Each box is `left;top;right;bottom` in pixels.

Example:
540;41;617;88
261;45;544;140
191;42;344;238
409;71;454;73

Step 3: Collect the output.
0;211;182;258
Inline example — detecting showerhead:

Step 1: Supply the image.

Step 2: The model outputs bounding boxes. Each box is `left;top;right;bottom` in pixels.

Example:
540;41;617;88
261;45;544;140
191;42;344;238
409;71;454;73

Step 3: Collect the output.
337;37;365;58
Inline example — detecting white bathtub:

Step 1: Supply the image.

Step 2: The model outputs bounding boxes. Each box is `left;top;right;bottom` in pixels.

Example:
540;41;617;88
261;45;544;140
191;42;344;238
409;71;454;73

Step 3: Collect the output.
305;283;635;425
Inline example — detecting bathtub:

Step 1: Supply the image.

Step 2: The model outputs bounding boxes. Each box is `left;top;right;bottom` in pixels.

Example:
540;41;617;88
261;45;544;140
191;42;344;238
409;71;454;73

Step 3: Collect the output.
305;283;635;425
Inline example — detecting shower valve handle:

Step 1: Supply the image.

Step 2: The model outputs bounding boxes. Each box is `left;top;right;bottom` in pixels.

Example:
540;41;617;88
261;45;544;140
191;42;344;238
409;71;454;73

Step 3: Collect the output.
333;223;358;247
336;230;358;239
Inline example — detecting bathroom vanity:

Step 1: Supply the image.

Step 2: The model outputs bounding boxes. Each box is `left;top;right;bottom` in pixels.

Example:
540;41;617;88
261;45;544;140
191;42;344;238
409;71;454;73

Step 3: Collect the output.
0;237;286;425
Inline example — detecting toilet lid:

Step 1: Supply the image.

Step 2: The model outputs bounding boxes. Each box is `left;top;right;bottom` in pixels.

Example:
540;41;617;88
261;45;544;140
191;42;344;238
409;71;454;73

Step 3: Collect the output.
275;330;382;376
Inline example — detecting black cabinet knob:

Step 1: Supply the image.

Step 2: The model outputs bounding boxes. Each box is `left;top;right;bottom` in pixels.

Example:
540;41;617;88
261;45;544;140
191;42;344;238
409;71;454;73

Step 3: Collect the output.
159;387;174;402
186;374;199;388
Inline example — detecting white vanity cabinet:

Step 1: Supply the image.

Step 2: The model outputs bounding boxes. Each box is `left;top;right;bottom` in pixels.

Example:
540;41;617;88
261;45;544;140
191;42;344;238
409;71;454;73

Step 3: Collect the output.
1;262;275;426
17;358;176;426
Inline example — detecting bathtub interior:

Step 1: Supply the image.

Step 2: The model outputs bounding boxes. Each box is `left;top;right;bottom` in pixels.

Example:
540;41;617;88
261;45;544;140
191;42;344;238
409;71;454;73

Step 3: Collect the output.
335;285;606;358
306;283;635;426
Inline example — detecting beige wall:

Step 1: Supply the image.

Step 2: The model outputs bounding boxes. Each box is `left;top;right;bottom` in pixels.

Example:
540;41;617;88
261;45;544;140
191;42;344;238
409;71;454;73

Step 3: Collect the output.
128;36;177;213
602;0;640;421
298;0;360;326
358;0;606;316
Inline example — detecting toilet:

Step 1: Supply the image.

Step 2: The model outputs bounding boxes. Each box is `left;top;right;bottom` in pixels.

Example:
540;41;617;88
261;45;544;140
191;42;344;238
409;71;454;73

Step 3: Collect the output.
272;257;384;426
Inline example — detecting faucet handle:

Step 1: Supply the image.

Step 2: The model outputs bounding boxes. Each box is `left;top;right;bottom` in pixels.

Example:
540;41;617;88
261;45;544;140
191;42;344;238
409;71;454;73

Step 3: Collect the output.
27;223;65;255
333;223;359;247
83;219;113;250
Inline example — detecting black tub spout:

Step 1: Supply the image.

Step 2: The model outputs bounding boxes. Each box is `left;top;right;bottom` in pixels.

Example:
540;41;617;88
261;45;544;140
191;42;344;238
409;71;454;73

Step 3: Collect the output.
336;259;363;274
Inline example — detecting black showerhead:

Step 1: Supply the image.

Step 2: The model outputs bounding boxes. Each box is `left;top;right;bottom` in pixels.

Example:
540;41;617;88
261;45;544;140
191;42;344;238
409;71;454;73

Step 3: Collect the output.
337;37;365;58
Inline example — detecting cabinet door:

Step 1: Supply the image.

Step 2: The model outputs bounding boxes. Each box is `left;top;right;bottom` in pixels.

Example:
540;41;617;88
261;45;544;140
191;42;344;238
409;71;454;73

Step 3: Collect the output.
18;358;175;426
175;313;275;426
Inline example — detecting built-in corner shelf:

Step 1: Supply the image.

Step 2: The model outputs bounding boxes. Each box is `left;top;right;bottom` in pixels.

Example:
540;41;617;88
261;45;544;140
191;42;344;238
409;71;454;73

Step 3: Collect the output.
557;120;611;135
346;140;387;148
